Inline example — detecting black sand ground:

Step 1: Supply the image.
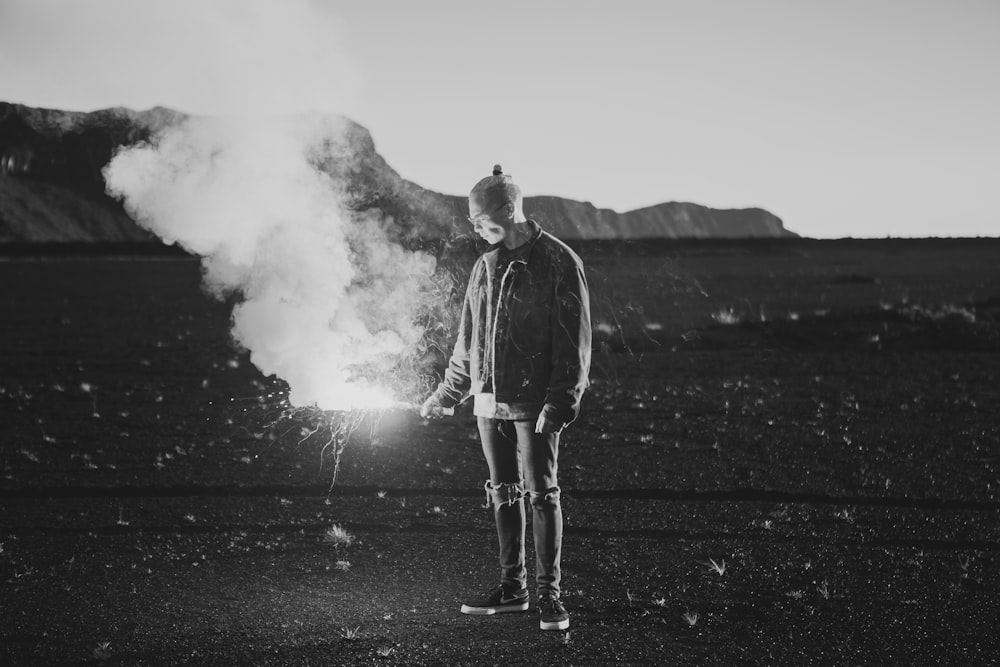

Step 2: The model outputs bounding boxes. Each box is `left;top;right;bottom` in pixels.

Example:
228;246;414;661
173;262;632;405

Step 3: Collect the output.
1;239;998;665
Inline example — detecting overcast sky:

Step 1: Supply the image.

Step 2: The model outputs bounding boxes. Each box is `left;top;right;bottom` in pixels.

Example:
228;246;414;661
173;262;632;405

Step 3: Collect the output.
2;0;997;238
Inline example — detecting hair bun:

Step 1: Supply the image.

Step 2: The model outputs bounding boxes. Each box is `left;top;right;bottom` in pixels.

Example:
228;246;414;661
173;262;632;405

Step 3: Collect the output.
492;164;503;176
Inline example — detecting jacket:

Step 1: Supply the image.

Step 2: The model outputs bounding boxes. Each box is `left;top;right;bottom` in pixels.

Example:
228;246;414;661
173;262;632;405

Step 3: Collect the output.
432;220;592;425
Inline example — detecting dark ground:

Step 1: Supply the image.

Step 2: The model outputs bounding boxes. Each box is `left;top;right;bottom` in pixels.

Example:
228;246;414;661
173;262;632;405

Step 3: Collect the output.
1;238;998;665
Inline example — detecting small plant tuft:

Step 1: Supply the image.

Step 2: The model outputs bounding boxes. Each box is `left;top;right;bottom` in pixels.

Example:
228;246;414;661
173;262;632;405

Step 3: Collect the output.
92;641;113;660
19;448;40;463
706;558;727;576
682;610;699;626
712;308;741;325
958;554;972;578
325;524;355;547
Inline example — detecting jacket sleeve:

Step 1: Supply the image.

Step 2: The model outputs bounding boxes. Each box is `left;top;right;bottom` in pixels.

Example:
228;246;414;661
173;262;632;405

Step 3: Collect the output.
541;253;592;426
431;262;477;408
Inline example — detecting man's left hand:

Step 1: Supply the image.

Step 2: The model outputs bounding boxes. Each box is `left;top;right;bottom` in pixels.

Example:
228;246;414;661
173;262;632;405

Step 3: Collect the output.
535;414;562;434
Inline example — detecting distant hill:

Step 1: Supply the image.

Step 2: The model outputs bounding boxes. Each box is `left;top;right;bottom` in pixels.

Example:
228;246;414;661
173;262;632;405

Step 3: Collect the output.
0;102;795;243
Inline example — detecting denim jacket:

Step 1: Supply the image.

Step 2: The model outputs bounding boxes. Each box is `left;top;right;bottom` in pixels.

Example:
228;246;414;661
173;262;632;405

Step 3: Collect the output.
432;220;592;425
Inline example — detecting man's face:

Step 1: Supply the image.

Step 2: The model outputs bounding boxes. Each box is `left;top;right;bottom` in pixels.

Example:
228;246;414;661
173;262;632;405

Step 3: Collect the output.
468;202;511;244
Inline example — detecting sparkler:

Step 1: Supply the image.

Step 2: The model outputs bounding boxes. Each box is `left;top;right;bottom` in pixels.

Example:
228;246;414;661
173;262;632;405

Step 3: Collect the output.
292;403;453;493
239;380;454;496
311;403;451;491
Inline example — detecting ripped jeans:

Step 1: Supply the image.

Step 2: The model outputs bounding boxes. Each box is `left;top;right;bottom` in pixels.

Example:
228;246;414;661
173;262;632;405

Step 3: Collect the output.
478;417;562;595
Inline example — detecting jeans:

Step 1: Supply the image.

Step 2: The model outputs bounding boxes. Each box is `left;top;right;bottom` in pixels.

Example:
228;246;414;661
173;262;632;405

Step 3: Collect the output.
477;417;562;594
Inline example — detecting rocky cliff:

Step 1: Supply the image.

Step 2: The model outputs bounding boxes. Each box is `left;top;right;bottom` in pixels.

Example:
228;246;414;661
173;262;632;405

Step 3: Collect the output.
0;102;795;242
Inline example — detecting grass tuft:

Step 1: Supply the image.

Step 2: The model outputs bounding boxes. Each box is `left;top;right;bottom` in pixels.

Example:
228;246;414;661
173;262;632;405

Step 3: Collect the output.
325;523;355;547
706;558;727;576
712;308;741;325
92;641;112;660
19;448;40;463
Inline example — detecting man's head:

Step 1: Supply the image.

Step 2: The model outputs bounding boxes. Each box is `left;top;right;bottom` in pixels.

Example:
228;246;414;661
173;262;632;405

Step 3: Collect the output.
468;164;526;245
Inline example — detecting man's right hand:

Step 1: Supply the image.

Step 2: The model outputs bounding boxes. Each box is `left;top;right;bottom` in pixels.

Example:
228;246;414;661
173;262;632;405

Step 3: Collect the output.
419;395;446;419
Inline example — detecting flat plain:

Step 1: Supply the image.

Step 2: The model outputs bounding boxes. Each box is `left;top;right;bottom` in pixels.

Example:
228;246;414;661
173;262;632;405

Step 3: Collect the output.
1;238;998;665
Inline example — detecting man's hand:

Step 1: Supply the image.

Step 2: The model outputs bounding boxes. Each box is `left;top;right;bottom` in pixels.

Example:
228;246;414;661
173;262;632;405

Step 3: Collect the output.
535;414;562;434
419;395;447;419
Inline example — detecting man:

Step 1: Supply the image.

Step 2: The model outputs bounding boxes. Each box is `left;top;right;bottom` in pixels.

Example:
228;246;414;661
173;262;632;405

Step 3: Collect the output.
420;165;592;631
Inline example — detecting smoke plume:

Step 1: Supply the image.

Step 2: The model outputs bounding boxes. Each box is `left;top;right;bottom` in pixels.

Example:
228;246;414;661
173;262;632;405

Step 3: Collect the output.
105;113;436;410
69;0;441;410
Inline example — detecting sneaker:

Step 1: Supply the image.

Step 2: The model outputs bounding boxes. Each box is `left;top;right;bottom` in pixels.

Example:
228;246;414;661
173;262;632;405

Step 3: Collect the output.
538;591;569;630
460;584;529;616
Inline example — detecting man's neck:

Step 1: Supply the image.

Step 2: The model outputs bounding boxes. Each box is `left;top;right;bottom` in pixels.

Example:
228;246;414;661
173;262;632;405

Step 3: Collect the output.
501;220;533;250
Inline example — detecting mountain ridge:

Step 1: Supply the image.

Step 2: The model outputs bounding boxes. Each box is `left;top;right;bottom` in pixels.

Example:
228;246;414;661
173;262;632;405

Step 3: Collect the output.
0;102;796;242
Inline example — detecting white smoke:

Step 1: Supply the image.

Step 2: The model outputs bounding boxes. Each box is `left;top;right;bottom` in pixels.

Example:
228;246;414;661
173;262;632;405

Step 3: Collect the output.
105;114;436;410
28;0;445;410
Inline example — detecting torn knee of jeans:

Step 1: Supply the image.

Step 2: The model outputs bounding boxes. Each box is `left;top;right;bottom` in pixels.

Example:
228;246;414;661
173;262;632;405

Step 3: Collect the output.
527;486;561;509
484;480;524;508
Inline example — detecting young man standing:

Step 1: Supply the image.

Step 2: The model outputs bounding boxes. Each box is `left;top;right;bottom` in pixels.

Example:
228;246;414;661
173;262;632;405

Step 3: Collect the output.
420;165;592;631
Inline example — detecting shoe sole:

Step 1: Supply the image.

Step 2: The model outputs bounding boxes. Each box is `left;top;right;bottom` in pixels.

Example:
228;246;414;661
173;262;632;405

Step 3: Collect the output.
540;617;570;631
460;601;529;615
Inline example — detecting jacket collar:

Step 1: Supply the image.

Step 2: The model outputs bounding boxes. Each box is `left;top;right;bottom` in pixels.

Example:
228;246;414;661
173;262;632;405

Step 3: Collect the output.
482;219;543;272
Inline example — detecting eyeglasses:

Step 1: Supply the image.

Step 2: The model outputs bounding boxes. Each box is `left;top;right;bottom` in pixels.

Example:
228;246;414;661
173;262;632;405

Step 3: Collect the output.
467;202;510;226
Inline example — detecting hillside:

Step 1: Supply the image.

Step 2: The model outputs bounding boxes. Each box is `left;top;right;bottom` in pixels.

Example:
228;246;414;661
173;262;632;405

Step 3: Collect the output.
0;102;795;242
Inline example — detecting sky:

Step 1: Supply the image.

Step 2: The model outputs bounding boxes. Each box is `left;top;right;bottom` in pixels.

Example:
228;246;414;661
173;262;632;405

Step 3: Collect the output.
1;0;998;238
